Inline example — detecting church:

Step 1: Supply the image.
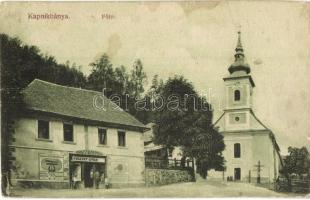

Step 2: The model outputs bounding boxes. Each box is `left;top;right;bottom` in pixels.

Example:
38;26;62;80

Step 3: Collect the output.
210;32;283;184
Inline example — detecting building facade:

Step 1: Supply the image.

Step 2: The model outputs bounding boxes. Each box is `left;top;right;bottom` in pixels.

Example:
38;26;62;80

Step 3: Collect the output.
210;32;282;184
10;79;148;188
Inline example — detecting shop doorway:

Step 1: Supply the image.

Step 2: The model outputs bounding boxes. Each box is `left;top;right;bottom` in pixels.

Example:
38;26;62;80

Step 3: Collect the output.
83;163;106;188
84;163;94;188
70;153;106;189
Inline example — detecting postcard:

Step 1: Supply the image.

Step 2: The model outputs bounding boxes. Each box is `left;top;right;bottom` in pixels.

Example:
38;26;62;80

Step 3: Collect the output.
0;1;309;198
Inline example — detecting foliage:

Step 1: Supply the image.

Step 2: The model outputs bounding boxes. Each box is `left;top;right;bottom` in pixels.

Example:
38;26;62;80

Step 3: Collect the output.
0;33;86;173
128;59;147;98
87;54;116;94
152;75;225;178
87;55;148;123
281;146;310;178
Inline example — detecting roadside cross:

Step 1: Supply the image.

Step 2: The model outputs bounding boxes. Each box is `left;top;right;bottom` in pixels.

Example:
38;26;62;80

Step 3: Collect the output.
254;160;264;184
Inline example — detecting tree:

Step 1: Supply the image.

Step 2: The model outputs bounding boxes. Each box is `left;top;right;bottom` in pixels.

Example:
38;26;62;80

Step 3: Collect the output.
128;59;147;98
143;74;164;123
152;75;225;178
87;54;116;95
86;55;149;123
281;146;310;178
0;34;87;189
114;65;129;95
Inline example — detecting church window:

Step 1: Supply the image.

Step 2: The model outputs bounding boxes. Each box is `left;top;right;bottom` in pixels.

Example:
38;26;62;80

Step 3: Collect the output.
234;90;241;101
235;117;240;122
234;143;241;158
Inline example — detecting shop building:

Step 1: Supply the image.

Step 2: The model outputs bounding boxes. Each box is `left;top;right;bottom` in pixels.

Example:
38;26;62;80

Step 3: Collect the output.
10;79;149;188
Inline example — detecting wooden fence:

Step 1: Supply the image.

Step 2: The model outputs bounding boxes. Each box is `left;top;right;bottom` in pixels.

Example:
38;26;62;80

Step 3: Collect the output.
276;177;310;193
145;158;194;170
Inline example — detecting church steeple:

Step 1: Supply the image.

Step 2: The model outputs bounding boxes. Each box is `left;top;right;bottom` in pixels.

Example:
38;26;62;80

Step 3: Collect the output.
228;31;251;74
236;31;243;53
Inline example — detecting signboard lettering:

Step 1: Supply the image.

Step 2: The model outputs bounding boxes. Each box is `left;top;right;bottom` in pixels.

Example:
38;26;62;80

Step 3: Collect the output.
71;155;105;163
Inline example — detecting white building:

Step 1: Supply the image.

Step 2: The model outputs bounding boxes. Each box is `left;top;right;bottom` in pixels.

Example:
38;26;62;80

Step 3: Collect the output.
210;32;282;184
10;79;148;188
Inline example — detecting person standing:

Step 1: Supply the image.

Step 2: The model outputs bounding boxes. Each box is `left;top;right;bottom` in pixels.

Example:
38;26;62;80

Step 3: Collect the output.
72;172;77;189
90;167;94;188
2;171;11;196
94;170;100;189
104;177;109;189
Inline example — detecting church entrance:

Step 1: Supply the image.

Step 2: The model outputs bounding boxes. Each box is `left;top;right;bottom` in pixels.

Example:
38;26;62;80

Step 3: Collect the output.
234;168;241;181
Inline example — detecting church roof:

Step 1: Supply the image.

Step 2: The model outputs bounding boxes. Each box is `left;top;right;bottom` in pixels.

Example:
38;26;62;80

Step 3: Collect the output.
214;110;268;132
228;31;251;75
223;74;255;87
214;110;280;152
22;79;148;131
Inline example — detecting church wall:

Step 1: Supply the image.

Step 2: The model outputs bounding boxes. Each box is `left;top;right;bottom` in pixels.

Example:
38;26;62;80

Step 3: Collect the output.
224;111;251;131
252;133;276;182
208;132;277;184
222;133;253;181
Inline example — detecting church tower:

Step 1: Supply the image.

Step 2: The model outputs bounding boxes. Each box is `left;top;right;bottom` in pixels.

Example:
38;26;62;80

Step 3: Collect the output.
212;32;282;183
223;31;255;132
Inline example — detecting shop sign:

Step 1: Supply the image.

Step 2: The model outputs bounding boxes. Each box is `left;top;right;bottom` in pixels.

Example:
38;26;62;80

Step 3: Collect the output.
71;155;105;163
39;154;64;181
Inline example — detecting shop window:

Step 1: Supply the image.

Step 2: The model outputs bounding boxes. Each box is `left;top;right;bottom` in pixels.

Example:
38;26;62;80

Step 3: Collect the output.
38;120;49;139
234;143;241;158
118;131;126;147
98;128;107;145
234;90;241;101
63;123;74;142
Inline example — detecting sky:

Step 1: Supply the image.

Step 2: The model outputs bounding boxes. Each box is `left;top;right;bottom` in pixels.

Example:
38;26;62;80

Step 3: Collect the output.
1;1;310;153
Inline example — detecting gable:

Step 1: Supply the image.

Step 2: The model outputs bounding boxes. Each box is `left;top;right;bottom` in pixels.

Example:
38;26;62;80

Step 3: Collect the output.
214;110;267;132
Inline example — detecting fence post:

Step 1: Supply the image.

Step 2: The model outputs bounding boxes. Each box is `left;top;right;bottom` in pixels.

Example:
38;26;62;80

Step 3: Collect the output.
153;173;156;185
192;158;196;181
249;170;251;183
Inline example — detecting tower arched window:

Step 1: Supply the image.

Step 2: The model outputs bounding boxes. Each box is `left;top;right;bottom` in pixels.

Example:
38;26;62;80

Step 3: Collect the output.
234;143;241;158
234;90;241;101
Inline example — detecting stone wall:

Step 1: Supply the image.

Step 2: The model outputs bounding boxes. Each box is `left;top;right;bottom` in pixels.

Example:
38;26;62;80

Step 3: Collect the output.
145;168;194;186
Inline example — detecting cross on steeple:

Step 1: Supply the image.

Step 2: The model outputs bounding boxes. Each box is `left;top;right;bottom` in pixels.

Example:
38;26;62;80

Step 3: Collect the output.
228;31;251;74
234;31;245;62
236;31;243;49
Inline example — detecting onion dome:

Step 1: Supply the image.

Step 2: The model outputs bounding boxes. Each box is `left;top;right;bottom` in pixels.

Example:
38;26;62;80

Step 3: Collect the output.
228;31;251;74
